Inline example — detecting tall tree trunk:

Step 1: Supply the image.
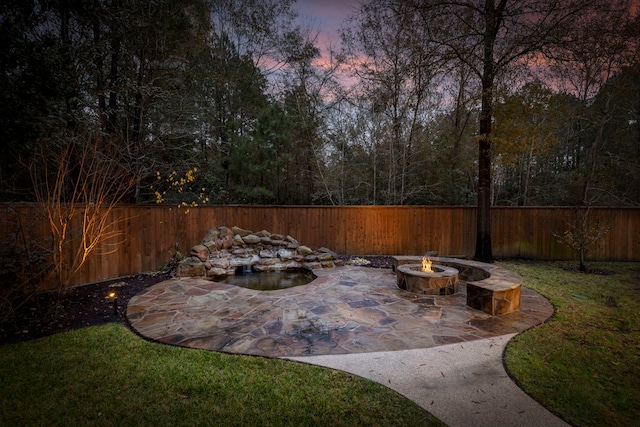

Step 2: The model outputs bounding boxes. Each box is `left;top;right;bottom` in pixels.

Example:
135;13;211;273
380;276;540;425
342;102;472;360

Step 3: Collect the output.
474;0;504;263
475;83;493;262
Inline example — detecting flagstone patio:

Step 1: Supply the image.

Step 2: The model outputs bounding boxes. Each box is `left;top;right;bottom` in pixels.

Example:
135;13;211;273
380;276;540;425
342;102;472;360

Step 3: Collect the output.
126;265;554;357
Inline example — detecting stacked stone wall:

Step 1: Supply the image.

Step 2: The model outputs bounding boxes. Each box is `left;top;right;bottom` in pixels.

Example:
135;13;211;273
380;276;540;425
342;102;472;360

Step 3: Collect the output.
178;226;342;278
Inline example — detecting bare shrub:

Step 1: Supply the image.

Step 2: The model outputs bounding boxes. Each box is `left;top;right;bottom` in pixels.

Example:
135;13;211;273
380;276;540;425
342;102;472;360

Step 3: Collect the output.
553;207;611;272
29;136;136;291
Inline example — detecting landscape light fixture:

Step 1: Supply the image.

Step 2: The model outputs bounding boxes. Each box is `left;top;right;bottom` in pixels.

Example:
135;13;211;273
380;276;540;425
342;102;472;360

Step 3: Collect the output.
107;291;118;315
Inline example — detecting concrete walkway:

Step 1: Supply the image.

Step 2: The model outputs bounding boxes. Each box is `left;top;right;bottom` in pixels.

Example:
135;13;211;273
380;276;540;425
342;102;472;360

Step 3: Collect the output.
287;334;570;427
127;265;569;426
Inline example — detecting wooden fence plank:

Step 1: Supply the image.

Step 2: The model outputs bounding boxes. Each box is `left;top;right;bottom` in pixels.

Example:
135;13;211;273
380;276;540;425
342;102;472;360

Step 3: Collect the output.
1;204;638;286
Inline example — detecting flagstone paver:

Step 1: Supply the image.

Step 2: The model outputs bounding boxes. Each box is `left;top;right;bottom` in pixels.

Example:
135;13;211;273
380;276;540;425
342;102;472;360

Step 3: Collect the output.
126;266;554;357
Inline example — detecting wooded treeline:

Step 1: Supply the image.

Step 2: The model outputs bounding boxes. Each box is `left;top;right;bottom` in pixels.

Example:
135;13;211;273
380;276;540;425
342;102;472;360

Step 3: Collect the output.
1;0;639;208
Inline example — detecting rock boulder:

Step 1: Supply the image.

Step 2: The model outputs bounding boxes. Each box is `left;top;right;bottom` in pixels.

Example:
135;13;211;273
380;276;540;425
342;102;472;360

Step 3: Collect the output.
179;226;341;278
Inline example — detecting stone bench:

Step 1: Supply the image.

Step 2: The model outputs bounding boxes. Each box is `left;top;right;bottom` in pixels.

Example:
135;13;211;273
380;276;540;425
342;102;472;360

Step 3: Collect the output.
392;256;522;315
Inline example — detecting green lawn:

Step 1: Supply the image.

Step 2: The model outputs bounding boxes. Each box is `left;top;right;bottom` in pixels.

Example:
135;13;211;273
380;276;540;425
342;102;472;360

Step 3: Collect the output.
2;261;638;426
502;261;640;427
0;323;441;426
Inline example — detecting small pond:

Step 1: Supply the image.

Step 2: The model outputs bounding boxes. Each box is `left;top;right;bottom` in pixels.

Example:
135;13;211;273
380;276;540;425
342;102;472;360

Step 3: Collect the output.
216;269;316;291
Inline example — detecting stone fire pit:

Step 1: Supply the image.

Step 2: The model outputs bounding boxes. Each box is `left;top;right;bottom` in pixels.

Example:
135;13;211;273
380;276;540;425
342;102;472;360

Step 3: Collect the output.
393;256;522;315
396;263;459;295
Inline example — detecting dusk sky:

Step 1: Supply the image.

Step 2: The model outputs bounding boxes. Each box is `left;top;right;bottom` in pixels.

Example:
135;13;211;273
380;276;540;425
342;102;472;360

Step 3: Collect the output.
294;0;364;53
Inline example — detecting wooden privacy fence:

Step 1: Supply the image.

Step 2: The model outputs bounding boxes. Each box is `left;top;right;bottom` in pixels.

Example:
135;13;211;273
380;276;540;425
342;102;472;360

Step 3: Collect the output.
1;204;638;286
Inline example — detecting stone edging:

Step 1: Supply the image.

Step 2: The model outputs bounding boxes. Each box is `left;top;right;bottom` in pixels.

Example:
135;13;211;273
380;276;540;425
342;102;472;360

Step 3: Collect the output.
392;256;522;315
177;225;343;278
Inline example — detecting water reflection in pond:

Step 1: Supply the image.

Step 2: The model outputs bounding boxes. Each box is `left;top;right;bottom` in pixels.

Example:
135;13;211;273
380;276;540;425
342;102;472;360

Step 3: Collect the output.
216;270;316;291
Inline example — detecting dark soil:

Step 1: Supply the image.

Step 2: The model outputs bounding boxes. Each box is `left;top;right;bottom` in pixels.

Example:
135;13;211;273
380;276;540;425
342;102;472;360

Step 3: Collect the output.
0;271;173;346
0;255;392;346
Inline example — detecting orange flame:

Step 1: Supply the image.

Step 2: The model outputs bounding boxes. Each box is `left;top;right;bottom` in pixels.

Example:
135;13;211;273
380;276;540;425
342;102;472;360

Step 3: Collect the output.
422;257;433;273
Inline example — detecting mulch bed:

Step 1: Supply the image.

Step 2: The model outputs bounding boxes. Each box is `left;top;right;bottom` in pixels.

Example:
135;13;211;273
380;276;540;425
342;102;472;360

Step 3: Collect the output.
0;271;173;346
0;256;392;346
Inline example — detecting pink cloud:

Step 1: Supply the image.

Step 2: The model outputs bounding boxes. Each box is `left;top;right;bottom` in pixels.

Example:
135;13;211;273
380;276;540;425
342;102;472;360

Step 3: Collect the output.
292;1;366;88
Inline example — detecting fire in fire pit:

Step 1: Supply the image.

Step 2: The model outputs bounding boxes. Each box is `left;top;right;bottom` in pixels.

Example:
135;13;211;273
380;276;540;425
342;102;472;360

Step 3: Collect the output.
397;259;459;295
422;257;433;272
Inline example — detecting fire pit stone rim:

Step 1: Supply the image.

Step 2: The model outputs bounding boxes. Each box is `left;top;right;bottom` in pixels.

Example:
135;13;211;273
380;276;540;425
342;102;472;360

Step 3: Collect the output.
397;263;459;278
